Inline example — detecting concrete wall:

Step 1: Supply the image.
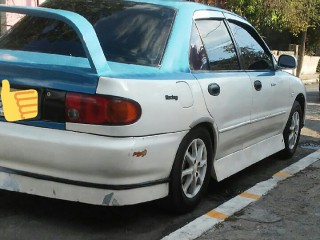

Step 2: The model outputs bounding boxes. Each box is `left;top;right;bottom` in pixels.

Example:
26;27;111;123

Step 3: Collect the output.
272;50;320;81
301;56;320;75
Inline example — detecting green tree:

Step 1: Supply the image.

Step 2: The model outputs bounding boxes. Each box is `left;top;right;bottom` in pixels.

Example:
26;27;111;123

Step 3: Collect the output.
221;0;320;77
279;0;320;76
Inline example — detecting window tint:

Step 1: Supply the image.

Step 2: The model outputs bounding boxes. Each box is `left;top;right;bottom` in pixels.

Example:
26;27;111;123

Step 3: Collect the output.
228;22;273;71
0;0;176;67
189;22;209;71
195;20;239;71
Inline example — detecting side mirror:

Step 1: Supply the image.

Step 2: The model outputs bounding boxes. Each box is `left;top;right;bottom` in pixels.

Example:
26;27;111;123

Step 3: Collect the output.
278;54;297;69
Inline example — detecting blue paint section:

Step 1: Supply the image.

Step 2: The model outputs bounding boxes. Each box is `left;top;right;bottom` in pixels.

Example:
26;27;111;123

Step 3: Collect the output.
245;71;276;77
0;50;91;69
160;7;194;73
275;70;297;77
107;61;161;77
125;0;237;73
0;61;99;94
0;117;65;130
127;0;219;11
0;5;110;76
0;2;240;75
106;61;196;80
0;0;246;132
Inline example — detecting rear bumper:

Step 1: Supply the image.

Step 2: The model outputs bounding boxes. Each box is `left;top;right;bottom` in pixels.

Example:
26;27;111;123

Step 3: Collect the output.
0;122;187;205
0;170;169;206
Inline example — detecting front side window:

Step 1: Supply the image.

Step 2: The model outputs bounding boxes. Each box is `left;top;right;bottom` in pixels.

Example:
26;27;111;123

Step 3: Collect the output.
195;19;240;71
228;22;273;71
0;0;176;67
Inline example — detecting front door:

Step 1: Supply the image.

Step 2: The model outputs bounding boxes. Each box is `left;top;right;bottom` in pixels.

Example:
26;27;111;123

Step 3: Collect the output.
227;20;289;147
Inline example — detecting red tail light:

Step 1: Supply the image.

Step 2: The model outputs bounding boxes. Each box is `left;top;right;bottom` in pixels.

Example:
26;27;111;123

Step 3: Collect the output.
65;93;141;125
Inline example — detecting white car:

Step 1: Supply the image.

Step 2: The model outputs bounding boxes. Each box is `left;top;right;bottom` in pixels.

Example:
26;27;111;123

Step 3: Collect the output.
0;0;306;212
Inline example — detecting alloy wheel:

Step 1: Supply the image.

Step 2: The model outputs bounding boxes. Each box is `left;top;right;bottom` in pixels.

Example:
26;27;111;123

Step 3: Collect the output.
288;111;300;150
181;138;208;198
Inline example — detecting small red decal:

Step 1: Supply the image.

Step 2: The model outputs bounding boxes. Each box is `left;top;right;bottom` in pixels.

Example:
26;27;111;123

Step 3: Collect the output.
133;149;147;157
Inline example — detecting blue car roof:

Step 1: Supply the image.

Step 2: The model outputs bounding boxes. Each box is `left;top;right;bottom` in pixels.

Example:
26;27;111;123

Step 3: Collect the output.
0;1;247;79
128;0;219;10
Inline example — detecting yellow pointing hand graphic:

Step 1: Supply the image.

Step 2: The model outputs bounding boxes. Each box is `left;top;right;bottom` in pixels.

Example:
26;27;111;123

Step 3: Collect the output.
1;80;38;122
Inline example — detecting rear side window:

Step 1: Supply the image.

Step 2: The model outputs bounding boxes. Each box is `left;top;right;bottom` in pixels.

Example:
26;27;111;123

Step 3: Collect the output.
228;22;273;71
189;22;209;71
0;0;176;67
195;19;240;71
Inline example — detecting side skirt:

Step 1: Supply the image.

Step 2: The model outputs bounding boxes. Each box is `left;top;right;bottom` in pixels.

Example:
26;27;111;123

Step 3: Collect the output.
213;134;285;182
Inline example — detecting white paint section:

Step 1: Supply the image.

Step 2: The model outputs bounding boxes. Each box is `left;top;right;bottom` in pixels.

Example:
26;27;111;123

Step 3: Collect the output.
87;76;210;137
214;134;284;181
0;171;169;206
162;150;320;240
175;81;194;108
0;122;183;189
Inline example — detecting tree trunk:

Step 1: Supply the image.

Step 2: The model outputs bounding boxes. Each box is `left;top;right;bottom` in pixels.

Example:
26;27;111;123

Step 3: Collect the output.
296;30;307;78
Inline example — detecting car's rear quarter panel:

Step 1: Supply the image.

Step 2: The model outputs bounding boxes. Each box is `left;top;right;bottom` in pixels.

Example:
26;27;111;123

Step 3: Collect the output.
65;73;211;137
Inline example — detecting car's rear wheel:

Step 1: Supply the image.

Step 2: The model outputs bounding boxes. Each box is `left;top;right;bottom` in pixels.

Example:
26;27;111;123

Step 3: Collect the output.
279;101;302;159
166;127;213;213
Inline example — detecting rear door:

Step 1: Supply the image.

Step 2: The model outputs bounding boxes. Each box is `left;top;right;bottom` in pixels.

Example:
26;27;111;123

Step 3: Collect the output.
191;11;253;159
226;17;289;147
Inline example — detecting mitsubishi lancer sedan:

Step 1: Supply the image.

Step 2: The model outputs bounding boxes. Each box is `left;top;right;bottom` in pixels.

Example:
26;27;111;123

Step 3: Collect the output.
0;0;306;212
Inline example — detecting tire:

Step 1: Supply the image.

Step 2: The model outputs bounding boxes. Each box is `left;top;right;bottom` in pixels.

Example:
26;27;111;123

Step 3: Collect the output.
166;127;213;213
279;101;302;159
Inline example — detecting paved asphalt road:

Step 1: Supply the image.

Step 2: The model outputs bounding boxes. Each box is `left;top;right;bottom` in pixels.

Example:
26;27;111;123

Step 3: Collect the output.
198;155;320;240
0;84;318;240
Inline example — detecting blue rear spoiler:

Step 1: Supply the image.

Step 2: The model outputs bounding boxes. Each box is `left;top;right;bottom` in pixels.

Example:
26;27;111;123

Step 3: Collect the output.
0;5;110;76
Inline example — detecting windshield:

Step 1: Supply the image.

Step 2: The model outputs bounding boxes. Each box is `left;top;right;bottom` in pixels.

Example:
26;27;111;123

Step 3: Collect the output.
0;0;176;67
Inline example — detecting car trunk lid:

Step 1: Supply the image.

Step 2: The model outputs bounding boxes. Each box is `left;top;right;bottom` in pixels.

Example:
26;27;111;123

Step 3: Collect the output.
0;5;109;129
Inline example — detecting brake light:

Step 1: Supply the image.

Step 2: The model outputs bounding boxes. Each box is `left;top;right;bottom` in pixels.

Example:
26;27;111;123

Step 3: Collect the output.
65;93;141;125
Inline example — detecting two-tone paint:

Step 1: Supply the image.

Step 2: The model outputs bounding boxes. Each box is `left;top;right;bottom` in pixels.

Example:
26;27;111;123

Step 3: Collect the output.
0;1;306;205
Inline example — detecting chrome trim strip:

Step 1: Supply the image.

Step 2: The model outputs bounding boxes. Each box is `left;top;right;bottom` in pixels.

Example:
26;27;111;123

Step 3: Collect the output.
219;120;251;133
193;10;224;20
250;111;287;124
223;12;250;25
219;111;287;133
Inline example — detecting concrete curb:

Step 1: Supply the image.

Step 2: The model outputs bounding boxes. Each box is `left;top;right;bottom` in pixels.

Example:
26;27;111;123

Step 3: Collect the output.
161;150;320;240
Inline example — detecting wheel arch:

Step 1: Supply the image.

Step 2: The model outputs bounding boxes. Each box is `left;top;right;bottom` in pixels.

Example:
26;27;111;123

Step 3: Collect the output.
295;93;306;127
189;120;219;180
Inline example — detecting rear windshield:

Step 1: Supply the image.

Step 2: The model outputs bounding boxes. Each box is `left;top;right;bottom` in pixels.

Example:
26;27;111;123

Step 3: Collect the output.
0;0;176;67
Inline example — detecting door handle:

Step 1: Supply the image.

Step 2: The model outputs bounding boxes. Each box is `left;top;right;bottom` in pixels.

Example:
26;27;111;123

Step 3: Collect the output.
208;83;220;96
254;80;262;91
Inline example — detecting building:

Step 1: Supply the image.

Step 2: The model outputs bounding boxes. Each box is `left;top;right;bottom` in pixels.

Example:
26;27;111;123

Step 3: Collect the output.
0;0;46;33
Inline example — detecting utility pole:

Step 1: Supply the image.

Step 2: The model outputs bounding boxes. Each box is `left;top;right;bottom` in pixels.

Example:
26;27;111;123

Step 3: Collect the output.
0;0;6;35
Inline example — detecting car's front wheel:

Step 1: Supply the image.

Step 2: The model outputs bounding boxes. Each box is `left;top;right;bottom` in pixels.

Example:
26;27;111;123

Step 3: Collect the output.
279;101;302;159
167;127;213;213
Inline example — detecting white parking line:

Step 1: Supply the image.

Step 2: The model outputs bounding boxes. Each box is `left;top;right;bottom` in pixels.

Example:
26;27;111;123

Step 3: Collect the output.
162;150;320;240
